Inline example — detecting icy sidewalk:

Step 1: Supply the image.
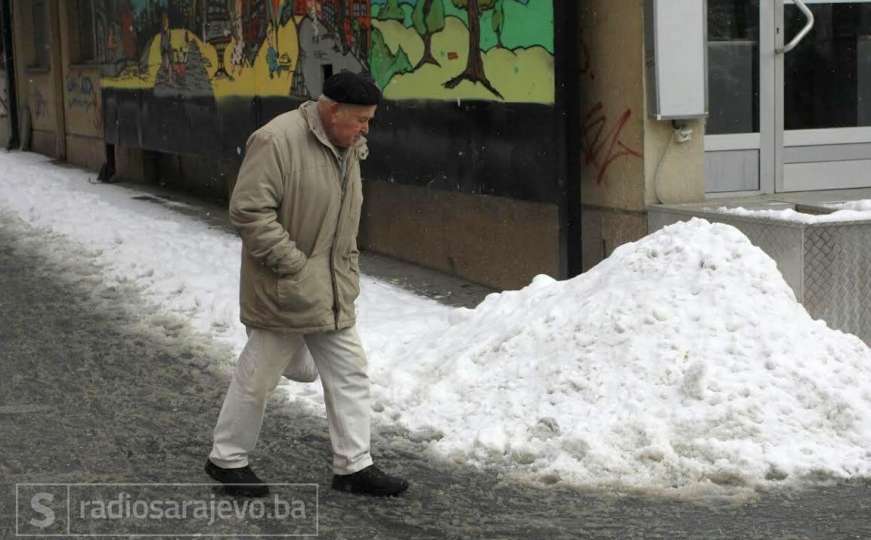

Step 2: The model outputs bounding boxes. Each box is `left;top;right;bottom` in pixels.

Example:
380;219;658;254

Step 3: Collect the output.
2;150;871;492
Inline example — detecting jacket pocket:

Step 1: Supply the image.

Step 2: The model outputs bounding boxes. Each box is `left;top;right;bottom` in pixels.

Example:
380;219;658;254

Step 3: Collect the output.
275;262;318;312
343;252;361;301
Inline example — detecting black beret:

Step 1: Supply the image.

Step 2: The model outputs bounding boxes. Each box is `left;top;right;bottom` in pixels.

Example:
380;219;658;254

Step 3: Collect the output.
322;71;382;106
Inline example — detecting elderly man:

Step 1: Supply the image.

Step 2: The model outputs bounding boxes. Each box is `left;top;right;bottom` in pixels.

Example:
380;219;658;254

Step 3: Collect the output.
205;71;408;498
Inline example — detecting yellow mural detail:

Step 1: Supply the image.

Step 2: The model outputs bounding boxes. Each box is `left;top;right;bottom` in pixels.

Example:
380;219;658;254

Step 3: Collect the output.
101;36;160;89
213;22;301;99
102;29;218;90
103;23;302;100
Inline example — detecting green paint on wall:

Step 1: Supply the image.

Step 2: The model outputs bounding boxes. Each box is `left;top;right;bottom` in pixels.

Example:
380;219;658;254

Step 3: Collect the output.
372;1;415;27
377;0;406;21
373;0;554;55
380;16;553;103
480;0;554;53
370;27;415;89
502;0;554;53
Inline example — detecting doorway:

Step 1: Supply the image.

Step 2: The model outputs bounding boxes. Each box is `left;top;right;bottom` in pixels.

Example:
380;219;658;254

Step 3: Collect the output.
705;0;871;194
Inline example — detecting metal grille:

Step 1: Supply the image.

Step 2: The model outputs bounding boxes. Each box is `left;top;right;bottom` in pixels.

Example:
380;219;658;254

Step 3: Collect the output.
804;224;871;344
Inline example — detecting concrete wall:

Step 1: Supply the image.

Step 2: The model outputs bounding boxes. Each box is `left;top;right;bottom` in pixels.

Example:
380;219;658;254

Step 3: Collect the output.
360;181;560;291
95;0;563;290
132;148;561;291
3;0;564;288
59;2;106;170
13;0;61;158
580;0;705;271
10;0;105;170
57;1;105;172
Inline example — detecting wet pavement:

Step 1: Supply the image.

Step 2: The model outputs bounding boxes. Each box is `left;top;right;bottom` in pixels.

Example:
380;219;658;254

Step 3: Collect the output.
2;210;871;539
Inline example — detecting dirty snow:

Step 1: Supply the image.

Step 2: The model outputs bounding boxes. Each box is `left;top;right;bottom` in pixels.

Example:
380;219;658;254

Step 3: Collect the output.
2;150;871;492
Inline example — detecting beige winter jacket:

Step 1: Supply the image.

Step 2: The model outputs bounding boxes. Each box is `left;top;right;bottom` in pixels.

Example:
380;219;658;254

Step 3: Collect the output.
229;100;365;333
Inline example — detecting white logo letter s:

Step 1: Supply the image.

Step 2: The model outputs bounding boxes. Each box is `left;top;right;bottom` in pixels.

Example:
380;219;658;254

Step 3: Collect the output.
30;493;55;528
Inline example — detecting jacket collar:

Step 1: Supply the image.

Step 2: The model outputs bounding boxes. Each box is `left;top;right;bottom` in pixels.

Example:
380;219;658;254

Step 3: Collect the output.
300;100;369;162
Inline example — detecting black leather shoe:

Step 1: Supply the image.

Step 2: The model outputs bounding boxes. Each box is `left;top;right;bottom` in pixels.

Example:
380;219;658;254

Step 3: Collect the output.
204;460;270;498
331;465;409;497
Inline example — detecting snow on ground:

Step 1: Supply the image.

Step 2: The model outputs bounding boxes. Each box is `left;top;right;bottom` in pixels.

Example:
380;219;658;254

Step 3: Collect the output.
714;203;871;223
3;150;871;492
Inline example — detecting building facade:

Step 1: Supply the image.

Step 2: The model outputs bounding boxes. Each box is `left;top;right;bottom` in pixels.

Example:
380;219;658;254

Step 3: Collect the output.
1;1;868;289
2;0;578;290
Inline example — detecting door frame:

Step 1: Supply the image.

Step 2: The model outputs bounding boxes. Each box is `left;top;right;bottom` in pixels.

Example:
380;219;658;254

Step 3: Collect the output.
704;0;776;197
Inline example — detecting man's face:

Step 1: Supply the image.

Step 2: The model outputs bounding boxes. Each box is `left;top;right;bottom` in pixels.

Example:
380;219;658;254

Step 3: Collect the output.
325;103;377;149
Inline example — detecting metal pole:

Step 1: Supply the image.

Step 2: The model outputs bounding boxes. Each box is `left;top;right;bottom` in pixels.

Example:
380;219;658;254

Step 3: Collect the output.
1;0;19;149
555;0;583;277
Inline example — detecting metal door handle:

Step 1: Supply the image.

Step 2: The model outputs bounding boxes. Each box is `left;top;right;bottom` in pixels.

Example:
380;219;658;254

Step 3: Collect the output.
777;0;814;54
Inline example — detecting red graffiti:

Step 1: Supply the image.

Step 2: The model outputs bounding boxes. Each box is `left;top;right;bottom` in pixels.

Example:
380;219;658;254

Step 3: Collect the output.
582;102;642;185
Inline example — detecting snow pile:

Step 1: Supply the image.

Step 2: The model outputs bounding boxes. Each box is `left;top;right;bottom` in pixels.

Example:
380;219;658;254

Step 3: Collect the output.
385;218;871;488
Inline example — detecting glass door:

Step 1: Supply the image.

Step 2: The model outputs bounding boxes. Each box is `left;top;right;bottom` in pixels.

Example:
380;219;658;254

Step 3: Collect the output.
705;0;871;194
777;0;871;191
705;0;769;194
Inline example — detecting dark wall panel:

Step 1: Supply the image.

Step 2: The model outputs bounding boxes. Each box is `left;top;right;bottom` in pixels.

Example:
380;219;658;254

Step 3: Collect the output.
104;90;560;203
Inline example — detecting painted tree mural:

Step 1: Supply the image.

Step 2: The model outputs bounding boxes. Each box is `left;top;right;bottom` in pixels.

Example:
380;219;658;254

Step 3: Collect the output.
412;0;445;70
97;0;553;103
491;0;504;48
444;0;501;98
370;27;412;88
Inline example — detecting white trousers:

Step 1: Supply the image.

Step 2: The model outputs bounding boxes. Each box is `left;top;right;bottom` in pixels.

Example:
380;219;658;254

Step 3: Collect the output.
209;326;373;475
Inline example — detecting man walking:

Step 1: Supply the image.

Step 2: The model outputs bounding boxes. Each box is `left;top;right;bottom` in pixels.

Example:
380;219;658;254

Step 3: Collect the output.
205;71;408;498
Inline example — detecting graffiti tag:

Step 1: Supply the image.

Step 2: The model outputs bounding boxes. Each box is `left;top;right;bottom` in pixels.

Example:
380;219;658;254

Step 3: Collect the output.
582;102;642;186
31;88;47;119
66;73;99;111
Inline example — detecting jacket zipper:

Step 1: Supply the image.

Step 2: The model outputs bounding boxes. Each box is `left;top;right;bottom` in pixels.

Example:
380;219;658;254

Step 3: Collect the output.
329;152;350;330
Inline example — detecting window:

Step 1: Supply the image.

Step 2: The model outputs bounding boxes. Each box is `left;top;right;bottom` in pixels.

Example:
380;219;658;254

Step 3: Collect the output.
30;0;49;68
71;0;97;64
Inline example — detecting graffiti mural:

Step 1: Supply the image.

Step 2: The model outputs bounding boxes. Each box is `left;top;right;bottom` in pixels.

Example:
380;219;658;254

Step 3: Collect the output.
66;73;100;111
370;0;553;102
95;0;552;103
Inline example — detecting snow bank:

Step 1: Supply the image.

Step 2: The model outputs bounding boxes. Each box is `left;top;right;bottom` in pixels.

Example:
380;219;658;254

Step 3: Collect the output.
3;150;871;491
384;218;871;488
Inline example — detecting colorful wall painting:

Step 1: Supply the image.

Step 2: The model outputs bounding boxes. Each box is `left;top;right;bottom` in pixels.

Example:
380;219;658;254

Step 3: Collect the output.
95;0;553;103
